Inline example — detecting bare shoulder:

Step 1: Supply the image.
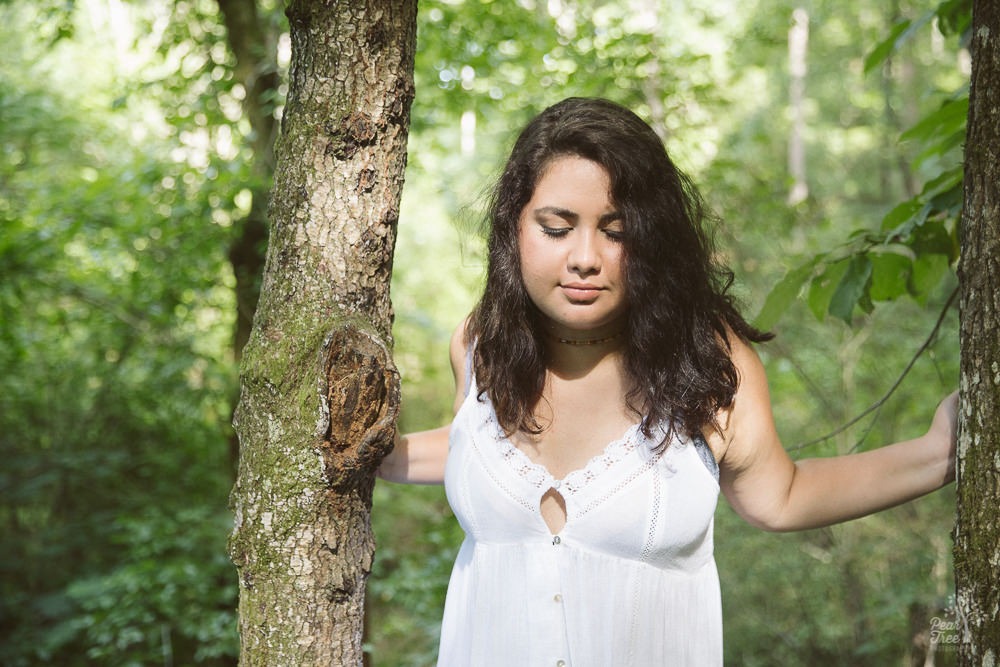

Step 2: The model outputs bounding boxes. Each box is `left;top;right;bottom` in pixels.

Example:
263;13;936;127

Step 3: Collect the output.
727;334;770;401
703;332;777;469
449;316;471;371
449;316;473;414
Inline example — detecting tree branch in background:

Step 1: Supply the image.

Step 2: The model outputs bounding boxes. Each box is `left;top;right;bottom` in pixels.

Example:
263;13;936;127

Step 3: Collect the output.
787;285;958;454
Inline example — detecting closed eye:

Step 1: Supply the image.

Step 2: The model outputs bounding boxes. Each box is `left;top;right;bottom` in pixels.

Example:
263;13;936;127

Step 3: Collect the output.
601;216;625;242
540;226;571;238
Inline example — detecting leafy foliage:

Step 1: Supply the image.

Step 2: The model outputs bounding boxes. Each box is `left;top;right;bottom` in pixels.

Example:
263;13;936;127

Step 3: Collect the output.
0;3;243;664
1;0;968;665
756;1;967;329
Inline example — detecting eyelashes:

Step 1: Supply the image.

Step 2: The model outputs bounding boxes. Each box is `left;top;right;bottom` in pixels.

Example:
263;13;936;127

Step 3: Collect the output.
539;225;624;242
540;226;571;238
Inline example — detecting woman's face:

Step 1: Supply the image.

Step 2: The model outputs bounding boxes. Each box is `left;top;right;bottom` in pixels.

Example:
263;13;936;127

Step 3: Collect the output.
517;155;629;340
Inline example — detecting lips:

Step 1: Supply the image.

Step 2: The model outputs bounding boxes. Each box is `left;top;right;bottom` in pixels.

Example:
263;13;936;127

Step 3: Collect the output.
560;283;602;301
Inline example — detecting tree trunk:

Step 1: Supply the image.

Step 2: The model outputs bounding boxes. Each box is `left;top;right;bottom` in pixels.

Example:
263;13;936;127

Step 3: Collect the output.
228;2;416;664
954;0;1000;662
787;7;809;205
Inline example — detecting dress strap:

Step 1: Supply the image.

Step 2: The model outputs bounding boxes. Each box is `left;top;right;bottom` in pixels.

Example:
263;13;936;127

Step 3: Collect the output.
693;434;720;482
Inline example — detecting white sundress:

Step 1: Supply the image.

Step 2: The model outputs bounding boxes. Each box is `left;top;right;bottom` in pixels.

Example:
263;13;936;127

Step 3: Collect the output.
438;380;723;666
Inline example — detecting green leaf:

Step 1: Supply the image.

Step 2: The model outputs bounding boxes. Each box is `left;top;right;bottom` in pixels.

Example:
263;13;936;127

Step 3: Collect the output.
869;250;912;301
936;0;972;37
909;253;951;303
808;258;849;322
929;179;964;216
754;257;822;330
900;96;968;144
912;128;966;169
880;199;925;233
864;11;934;75
864;19;912;74
829;254;873;323
858;288;875;315
920;164;964;200
911;218;957;259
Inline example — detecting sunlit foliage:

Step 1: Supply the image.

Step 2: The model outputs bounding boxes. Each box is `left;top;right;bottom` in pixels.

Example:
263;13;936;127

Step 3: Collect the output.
0;2;240;663
1;0;968;665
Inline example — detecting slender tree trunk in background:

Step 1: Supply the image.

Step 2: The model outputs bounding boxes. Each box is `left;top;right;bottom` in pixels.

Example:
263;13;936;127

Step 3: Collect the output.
954;0;1000;662
880;0;919;201
786;7;808;206
217;0;280;361
632;0;666;139
215;0;281;471
228;1;416;664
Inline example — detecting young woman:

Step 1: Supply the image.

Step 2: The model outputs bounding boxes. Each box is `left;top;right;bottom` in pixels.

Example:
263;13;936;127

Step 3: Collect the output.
378;97;957;666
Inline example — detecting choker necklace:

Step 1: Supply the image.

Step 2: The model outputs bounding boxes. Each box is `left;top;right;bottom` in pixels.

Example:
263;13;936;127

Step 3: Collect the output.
552;330;625;346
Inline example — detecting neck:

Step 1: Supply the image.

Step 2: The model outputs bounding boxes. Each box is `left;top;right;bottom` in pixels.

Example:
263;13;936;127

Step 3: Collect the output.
542;327;627;380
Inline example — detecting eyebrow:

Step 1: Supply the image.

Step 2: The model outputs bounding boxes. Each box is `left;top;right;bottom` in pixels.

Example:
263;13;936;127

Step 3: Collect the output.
533;206;623;224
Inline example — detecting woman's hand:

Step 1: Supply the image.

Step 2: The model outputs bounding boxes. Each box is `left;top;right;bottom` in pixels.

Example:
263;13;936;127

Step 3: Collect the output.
928;390;958;484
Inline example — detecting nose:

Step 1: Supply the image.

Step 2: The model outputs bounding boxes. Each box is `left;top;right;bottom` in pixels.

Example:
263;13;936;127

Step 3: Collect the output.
567;228;601;275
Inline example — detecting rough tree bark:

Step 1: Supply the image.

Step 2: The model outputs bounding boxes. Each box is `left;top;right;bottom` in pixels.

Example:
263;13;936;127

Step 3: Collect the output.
954;0;1000;662
228;2;416;664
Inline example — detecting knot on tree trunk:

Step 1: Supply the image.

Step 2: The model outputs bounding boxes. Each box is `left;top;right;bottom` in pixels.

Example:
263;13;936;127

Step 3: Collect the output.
319;323;399;490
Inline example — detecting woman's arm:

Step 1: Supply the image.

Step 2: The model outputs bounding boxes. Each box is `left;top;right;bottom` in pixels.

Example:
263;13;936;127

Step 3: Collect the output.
712;337;957;532
376;322;470;484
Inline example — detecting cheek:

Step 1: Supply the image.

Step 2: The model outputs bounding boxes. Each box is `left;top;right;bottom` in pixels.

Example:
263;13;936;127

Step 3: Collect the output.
517;235;550;278
515;226;531;269
516;238;529;279
608;247;626;281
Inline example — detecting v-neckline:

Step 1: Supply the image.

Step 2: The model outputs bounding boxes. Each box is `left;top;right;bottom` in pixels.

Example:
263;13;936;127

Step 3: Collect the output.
482;398;645;496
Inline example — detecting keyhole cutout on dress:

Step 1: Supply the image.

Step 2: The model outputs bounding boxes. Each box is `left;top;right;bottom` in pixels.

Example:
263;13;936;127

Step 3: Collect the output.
540;487;568;535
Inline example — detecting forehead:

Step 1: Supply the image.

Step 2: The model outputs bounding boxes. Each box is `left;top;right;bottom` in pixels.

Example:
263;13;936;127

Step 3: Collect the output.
528;156;614;204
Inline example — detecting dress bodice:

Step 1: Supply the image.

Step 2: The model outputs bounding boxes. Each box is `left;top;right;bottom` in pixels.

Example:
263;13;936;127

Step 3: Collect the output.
437;383;723;666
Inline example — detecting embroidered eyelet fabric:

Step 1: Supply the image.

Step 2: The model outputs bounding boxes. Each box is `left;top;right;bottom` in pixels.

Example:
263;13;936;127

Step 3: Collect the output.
438;381;722;666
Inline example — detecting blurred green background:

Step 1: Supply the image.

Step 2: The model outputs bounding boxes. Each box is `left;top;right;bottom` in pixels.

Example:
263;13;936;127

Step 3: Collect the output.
1;0;965;664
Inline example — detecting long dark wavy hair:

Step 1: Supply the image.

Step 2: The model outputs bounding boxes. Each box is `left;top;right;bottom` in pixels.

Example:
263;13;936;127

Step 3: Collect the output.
468;97;772;445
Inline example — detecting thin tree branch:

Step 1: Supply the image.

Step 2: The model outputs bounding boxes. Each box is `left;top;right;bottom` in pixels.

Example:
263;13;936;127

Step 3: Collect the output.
787;285;958;454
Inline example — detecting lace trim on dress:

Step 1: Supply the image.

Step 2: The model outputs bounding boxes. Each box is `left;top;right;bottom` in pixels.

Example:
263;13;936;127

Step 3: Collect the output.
479;407;551;489
496;439;551;489
495;423;645;494
561;426;645;494
478;394;657;495
470;434;538;514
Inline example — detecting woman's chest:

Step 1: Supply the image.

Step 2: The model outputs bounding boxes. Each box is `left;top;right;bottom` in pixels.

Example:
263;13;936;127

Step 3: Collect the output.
445;427;719;568
515;377;638;480
511;410;638;481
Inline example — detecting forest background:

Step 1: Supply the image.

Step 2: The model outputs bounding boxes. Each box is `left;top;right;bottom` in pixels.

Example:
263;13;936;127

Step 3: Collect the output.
0;0;969;665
